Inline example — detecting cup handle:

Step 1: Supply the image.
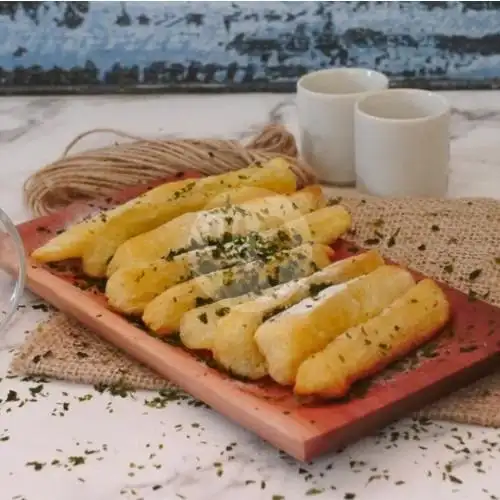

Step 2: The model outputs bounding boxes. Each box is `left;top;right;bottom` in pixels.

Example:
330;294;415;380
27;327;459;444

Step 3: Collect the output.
0;208;26;335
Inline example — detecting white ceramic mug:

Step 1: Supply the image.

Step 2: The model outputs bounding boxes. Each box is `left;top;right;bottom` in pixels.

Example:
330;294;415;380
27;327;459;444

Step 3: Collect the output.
296;68;389;185
355;88;450;197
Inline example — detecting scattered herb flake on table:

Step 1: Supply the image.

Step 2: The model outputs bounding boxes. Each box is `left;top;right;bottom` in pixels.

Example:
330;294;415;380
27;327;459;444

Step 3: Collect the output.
306;488;325;496
26;461;45;471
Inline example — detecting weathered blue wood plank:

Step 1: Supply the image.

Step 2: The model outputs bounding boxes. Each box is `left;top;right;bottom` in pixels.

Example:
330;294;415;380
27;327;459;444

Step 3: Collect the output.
1;1;500;93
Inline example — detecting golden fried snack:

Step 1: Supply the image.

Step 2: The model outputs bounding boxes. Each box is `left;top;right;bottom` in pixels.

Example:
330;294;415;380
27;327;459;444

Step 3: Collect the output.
179;293;263;350
271;204;351;247
32;159;297;265
181;250;381;352
202;186;278;210
31;178;198;263
85;169;305;277
105;205;351;315
294;279;450;399
106;185;325;277
142;243;334;335
254;265;415;385
210;251;384;379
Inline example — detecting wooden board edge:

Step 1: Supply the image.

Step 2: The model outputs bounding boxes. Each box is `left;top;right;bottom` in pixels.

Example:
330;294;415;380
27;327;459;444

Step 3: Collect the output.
302;351;500;461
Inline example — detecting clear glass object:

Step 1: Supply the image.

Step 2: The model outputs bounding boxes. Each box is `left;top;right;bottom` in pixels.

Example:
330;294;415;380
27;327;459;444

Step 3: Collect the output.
0;208;26;334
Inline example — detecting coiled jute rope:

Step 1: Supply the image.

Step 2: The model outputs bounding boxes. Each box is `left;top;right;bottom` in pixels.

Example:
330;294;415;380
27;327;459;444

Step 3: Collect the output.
23;124;315;216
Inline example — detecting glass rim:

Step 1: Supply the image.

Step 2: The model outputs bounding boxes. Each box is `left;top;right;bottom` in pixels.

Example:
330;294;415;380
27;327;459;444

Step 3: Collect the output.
0;208;26;334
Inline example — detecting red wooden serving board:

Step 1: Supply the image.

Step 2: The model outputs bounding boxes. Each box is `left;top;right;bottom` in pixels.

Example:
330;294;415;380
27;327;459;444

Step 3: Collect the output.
6;173;500;462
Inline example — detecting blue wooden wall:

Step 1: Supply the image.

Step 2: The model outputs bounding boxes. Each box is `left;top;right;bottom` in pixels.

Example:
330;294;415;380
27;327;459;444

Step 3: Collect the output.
1;1;500;93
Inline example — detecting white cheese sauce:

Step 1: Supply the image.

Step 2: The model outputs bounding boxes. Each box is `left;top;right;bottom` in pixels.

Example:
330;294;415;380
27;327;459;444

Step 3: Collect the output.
272;276;364;319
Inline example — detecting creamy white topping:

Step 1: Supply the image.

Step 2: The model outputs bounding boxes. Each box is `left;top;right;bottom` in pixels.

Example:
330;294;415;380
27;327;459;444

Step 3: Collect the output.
272;276;363;318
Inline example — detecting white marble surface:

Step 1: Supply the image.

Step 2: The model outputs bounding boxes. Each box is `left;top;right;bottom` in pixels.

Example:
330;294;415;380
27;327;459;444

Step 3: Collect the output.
1;92;500;500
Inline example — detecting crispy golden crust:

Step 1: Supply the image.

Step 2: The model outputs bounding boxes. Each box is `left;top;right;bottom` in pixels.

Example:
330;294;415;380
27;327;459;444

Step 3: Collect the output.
33;159;297;266
104;204;352;316
79;160;299;277
254;265;416;386
276;205;352;247
30;176;197;263
213;311;269;380
105;257;191;316
210;250;385;379
180;294;262;350
142;243;335;335
294;279;451;399
202;186;280;210
105;185;325;278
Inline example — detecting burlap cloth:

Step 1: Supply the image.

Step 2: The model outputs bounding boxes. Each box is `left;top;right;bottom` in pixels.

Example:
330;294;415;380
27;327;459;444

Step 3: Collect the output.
9;126;500;428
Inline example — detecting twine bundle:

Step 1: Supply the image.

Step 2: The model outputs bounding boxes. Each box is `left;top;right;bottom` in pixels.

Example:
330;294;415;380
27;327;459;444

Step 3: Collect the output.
23;124;314;216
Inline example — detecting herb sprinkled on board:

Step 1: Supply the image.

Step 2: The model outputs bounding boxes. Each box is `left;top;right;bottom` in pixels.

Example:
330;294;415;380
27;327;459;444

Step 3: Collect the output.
195;296;213;307
459;345;478;353
215;307;230;317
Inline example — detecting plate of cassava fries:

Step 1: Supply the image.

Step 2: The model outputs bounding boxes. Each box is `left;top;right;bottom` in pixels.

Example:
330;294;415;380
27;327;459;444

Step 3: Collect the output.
19;158;500;460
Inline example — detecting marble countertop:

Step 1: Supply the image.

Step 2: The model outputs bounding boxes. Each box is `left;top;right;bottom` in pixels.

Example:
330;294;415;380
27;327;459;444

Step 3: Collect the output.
1;92;500;500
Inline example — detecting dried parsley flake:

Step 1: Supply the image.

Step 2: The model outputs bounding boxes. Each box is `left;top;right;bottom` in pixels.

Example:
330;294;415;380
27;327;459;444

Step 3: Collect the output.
469;269;482;281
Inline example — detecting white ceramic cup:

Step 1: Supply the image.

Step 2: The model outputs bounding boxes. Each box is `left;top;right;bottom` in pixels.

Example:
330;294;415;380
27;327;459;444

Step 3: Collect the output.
296;68;389;185
355;88;450;197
